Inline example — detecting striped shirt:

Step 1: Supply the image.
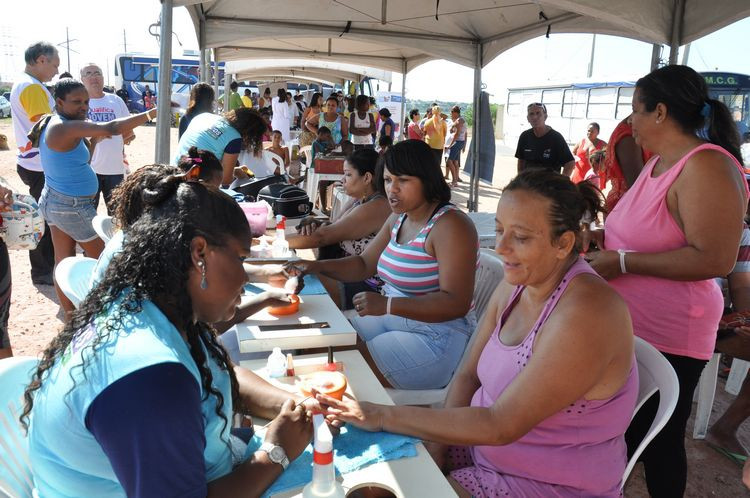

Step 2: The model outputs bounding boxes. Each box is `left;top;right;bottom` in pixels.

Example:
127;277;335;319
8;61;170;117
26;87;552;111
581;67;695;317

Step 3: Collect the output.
377;204;457;296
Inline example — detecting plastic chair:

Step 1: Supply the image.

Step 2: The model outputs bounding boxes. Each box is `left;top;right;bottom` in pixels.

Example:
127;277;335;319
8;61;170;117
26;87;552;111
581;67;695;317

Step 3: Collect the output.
622;337;679;488
692;354;750;439
299;145;312;180
91;215;115;243
54;257;98;308
385;249;505;406
0;356;39;498
262;150;285;175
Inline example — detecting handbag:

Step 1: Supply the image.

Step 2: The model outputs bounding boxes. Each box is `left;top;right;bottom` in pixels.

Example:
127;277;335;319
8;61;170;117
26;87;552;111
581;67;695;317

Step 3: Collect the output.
238;201;271;237
0;194;45;250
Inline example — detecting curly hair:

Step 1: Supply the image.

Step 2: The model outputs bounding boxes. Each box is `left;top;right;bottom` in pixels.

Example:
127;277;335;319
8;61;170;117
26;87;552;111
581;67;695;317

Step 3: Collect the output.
20;178;250;441
224;107;266;154
109;164;179;230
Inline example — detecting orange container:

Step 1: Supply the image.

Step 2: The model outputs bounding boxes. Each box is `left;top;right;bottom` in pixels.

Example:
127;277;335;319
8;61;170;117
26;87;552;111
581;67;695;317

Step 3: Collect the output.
314;157;345;174
268;294;300;316
298;371;348;400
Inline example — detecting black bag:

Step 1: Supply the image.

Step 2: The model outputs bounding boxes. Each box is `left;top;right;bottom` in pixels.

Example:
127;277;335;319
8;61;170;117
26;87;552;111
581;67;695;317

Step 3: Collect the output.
258;184;312;219
229;175;287;202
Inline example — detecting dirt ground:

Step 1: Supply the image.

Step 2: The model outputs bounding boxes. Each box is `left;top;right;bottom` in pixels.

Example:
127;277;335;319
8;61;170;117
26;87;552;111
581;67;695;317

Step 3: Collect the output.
0;117;748;496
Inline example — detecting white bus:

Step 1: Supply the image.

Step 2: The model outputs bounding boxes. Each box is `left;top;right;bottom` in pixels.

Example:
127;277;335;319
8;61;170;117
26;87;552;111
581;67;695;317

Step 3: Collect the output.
504;72;750;147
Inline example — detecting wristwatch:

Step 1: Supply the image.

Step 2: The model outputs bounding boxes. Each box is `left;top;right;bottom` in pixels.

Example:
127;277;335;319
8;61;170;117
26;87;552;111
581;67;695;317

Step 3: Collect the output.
259;442;290;470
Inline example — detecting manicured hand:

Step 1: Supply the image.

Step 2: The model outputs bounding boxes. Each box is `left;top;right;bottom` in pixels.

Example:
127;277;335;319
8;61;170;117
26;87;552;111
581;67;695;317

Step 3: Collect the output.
283;260;317;277
584;249;621;280
264;399;313;460
315;392;385;432
351;291;387;316
262;289;292;308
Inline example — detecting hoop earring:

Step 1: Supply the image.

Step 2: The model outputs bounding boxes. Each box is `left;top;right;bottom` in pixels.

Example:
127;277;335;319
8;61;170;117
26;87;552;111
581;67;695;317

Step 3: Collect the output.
197;260;208;290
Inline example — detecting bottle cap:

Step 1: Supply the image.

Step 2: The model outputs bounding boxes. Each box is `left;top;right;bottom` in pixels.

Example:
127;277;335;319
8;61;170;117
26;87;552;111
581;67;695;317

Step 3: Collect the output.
276;214;286;230
312;413;333;453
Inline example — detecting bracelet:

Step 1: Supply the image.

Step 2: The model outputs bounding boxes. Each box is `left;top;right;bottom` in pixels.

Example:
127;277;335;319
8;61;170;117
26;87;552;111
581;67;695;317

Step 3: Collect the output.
386;297;392;315
617;249;628;274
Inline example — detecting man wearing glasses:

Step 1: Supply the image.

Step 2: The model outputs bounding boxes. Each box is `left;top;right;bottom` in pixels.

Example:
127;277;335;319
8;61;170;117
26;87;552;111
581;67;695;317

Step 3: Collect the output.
515;102;575;176
81;63;132;214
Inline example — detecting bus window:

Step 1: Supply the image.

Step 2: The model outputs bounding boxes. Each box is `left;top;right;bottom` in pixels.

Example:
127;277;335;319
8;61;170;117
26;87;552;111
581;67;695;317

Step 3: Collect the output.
616;87;634;119
506;91;522;117
562;89;587;118
542;89;563;117
587;87;617;119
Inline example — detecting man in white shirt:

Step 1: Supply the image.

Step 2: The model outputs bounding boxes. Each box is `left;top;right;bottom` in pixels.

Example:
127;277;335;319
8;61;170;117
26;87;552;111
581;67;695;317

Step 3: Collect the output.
9;41;59;285
81;63;132;213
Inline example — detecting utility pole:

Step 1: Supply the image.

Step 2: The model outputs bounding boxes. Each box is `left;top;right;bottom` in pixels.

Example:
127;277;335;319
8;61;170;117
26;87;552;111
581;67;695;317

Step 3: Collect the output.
57;27;79;73
681;43;691;65
123;29;127;52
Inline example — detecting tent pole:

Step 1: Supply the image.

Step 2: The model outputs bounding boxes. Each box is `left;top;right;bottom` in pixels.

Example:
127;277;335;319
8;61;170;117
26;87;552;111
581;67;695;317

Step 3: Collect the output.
224;72;232;112
400;59;406;141
468;42;482;212
213;49;220;110
198;18;206;83
155;0;173;164
668;0;685;64
650;44;661;71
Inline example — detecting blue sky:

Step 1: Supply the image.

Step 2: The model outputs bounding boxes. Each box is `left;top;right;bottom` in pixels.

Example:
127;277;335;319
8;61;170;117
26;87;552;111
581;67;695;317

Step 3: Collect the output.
1;1;748;104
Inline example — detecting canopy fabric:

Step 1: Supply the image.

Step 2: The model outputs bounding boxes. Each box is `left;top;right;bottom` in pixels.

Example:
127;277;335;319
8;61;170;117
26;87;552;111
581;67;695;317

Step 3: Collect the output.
225;59;392;83
180;0;750;71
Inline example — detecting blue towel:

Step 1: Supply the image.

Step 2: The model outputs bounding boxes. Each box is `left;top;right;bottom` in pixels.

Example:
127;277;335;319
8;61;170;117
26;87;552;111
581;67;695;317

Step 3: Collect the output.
220;187;246;202
244;274;327;296
244;426;419;496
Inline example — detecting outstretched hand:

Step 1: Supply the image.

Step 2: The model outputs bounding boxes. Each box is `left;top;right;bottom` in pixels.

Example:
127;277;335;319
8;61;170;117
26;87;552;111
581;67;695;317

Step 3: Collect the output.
314;391;385;432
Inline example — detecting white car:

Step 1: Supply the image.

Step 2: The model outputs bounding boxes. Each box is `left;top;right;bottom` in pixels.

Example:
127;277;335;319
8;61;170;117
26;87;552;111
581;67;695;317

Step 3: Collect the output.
0;96;10;118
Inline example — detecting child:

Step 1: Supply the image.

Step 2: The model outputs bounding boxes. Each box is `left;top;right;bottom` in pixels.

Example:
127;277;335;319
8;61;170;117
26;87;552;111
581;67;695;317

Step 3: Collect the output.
311;126;335;212
585;149;606;188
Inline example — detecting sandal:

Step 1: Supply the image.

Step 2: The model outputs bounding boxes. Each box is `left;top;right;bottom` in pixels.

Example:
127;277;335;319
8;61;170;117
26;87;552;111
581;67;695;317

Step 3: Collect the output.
707;441;748;468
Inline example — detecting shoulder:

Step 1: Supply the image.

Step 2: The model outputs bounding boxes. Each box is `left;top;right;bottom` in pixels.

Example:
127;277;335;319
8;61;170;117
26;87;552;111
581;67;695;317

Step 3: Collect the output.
553;271;631;332
681;146;745;188
432;207;477;240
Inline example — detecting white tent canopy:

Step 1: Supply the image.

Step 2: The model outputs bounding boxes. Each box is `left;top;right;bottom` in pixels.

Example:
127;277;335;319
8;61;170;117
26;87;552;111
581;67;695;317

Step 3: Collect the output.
225;59;392;84
155;1;750;208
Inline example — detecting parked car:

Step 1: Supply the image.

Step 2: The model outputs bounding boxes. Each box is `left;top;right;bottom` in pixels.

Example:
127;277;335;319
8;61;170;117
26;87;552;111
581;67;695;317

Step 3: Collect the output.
1;92;9;101
0;96;11;118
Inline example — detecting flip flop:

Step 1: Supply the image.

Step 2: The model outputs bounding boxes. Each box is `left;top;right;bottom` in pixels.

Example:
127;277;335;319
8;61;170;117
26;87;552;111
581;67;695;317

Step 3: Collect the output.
707;441;748;468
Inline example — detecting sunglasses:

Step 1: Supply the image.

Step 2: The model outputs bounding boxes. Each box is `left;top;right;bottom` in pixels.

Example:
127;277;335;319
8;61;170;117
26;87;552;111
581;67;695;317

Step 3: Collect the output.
527;102;547;113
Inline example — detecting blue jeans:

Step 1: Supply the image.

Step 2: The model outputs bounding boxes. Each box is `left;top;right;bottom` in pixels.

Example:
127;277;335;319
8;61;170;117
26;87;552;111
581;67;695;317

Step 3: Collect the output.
95;174;124;215
349;312;476;389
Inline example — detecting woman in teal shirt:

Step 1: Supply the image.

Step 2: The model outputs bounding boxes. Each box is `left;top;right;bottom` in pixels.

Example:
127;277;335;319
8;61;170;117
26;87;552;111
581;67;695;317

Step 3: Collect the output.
23;177;315;497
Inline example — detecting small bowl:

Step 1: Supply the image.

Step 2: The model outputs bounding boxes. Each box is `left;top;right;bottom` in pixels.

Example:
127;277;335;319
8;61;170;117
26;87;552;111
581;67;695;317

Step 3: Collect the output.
298;371;348;400
268;294;300;316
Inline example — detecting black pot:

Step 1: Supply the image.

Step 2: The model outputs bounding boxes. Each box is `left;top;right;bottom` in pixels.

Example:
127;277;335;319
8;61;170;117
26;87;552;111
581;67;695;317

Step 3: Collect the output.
229;175;287;201
258;184;313;218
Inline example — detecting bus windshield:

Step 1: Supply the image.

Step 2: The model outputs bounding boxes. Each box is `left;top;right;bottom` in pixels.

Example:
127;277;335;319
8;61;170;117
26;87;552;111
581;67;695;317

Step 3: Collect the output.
119;56;199;86
704;72;750;137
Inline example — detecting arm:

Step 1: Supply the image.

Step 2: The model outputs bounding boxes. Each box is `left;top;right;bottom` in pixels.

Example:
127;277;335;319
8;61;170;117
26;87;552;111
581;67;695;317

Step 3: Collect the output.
340;115;349;140
616;136;645;187
287;198;390;249
305;113;319;133
46;108;156;150
729;270;750;313
323;277;633;447
589;150;746;280
384;123;392;138
220;153;239;187
561;160;575;177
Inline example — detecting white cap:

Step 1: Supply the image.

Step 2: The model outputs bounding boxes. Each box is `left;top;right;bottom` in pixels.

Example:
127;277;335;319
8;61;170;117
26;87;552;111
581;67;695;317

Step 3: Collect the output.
312;413;333;453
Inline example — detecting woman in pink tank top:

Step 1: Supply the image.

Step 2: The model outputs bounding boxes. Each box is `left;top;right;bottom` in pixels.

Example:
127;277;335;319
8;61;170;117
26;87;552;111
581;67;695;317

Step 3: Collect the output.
585;65;748;497
318;169;638;497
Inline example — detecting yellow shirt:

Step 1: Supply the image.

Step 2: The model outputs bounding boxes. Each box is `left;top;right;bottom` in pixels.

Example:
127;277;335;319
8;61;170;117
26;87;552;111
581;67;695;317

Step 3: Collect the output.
423;118;447;150
241;95;253;108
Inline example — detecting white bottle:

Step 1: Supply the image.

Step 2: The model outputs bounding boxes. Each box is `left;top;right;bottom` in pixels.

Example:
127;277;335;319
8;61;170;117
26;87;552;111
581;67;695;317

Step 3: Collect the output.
302;414;345;498
271;215;289;258
266;347;287;378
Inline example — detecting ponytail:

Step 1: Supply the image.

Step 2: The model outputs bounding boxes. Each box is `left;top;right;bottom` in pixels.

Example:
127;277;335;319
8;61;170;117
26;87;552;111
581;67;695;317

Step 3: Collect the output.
704;98;742;164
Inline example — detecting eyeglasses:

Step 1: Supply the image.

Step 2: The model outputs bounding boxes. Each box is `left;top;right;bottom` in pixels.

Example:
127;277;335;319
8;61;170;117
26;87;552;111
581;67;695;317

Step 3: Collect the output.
527;102;547;113
82;70;103;78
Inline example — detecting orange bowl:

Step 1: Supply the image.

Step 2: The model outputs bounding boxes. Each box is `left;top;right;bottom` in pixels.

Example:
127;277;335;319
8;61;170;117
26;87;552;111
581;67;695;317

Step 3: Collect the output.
268;294;300;316
298;371;348;400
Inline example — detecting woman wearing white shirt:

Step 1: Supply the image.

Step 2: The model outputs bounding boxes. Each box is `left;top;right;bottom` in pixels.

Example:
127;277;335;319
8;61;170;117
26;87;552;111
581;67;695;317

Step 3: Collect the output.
271;88;291;143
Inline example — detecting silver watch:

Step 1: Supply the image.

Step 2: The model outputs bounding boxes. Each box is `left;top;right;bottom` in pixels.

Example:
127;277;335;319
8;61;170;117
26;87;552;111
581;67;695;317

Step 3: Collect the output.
259;442;290;470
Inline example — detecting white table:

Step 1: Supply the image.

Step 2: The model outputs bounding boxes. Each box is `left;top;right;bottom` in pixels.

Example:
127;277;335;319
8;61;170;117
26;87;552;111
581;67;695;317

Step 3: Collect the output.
240;351;457;498
466;211;496;248
236;292;357;353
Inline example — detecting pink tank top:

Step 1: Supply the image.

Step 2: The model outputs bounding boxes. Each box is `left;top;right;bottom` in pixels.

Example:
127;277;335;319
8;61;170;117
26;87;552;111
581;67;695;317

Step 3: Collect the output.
605;143;747;360
470;258;638;496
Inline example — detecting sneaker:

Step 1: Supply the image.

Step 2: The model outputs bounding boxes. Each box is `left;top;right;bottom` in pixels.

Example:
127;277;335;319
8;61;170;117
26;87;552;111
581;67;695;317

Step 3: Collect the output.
32;273;54;286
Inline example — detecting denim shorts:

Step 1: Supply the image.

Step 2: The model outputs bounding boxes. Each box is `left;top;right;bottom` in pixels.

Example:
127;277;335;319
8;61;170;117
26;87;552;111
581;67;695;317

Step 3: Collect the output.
449;140;465;161
348;311;477;389
39;186;99;242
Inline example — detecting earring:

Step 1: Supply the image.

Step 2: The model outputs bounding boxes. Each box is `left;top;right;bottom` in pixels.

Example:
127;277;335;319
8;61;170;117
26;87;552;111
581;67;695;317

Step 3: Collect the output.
198;260;208;290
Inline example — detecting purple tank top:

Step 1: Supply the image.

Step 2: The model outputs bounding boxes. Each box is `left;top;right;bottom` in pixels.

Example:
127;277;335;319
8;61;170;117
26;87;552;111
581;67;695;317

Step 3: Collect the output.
470;258;638;496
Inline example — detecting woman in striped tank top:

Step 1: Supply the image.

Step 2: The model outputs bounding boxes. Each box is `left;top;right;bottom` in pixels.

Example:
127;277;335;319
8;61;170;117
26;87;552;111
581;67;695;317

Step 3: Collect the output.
288;140;478;389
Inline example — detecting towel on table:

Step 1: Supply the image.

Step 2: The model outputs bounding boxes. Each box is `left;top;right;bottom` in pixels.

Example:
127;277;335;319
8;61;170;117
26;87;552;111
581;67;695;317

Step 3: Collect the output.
244;425;419;496
244;274;327;296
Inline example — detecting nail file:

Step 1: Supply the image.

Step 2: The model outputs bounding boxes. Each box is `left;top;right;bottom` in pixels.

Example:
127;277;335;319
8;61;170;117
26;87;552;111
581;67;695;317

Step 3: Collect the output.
257;322;330;332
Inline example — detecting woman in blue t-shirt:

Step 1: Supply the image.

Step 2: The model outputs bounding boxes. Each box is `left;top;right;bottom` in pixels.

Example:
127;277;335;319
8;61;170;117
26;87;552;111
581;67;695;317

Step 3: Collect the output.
36;78;155;314
22;177;315;497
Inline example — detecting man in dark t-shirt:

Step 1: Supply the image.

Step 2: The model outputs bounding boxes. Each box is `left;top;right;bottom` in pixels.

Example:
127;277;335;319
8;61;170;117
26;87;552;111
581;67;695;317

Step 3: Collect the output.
515;103;575;176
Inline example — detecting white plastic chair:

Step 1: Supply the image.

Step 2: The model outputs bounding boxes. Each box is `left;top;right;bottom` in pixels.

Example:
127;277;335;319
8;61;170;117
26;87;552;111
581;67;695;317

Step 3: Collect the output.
91;215;115;243
262;150;285;175
692;354;750;438
54;257;98;308
385;249;505;406
0;356;39;498
622;337;680;488
299;145;312;180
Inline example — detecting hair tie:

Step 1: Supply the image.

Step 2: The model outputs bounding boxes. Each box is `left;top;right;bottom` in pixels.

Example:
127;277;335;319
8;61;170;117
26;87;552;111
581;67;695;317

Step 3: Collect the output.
701;101;711;118
191;157;202;164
